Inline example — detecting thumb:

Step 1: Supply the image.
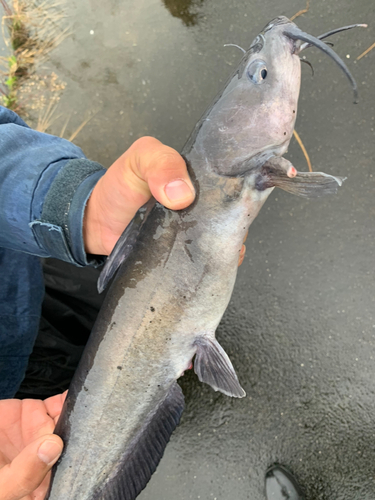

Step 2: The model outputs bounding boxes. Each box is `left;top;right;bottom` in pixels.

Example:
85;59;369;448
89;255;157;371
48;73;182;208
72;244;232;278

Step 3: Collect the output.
148;164;196;212
130;137;196;211
0;435;63;500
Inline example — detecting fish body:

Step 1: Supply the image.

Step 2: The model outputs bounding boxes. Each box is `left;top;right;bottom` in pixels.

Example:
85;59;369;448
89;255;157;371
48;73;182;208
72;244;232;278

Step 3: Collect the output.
47;160;271;500
47;16;354;500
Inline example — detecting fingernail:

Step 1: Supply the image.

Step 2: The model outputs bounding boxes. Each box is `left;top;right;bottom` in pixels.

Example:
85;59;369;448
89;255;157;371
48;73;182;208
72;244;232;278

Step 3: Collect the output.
38;440;63;466
165;179;194;203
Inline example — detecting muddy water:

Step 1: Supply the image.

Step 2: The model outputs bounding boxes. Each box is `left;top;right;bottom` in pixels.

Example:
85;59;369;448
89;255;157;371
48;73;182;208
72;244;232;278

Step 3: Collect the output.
45;0;375;498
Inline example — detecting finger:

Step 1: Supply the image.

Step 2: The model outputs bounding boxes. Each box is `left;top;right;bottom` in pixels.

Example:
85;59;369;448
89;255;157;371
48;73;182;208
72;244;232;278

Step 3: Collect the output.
0;435;63;500
32;470;52;500
238;244;246;267
129;137;196;211
44;391;68;421
20;400;55;445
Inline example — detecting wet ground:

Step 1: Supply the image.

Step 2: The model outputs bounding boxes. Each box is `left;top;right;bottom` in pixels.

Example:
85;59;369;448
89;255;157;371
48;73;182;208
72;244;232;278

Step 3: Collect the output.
38;0;375;498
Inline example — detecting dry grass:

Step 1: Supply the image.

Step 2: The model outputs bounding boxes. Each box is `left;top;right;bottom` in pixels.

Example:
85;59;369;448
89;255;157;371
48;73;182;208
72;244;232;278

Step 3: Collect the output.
357;42;375;60
67;115;94;142
290;0;310;22
35;101;96;144
0;0;69;113
1;0;69;60
293;129;313;172
0;1;90;142
36;98;61;131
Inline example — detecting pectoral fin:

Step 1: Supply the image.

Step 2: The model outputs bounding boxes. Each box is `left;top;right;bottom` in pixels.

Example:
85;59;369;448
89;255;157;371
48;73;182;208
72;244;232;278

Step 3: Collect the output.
97;198;156;293
258;157;346;198
269;170;345;198
194;337;246;398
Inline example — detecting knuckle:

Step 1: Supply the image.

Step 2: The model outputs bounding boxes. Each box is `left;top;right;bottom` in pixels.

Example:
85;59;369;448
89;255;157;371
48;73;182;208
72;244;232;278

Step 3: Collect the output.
151;149;186;174
132;136;159;149
130;136;187;180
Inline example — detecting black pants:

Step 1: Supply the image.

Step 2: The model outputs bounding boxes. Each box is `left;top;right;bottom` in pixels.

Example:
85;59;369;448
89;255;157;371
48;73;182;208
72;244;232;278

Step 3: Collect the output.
16;259;106;400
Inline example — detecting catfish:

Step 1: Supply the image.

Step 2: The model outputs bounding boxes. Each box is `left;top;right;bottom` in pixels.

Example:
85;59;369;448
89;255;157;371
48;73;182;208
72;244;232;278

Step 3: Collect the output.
46;16;364;500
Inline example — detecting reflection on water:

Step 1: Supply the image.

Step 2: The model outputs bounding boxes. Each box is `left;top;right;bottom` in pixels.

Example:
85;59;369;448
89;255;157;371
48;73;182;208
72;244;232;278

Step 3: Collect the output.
161;0;205;27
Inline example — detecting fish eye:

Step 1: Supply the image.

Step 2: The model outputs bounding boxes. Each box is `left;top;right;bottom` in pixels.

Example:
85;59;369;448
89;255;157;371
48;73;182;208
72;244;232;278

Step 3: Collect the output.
247;59;268;84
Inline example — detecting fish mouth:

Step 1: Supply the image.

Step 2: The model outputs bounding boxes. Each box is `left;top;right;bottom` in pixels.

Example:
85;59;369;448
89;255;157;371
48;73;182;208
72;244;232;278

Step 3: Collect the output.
261;16;293;33
283;23;367;103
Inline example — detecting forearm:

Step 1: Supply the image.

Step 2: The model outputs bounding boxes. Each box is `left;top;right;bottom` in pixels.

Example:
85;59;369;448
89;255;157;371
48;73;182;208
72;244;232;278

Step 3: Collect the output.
0;106;105;266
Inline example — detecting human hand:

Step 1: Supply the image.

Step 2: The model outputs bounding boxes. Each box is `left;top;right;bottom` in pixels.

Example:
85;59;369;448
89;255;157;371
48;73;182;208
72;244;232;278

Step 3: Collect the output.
0;392;67;500
238;244;246;266
238;231;248;267
83;137;196;256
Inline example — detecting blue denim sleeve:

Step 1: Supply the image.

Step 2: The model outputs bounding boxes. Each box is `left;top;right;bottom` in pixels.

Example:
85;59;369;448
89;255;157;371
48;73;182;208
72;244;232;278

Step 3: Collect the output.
0;106;106;266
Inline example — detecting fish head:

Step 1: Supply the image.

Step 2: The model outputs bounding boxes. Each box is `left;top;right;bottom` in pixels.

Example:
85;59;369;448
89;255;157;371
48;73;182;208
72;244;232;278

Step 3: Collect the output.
188;16;360;179
190;16;302;176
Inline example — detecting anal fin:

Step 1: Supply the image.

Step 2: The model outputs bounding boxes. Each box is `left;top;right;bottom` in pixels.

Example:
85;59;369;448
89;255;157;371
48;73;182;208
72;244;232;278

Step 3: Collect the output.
194;337;246;398
93;382;184;500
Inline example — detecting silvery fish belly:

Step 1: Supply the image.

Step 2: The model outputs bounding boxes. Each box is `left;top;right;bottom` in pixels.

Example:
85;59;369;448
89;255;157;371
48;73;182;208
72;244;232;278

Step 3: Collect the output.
46;15;360;500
